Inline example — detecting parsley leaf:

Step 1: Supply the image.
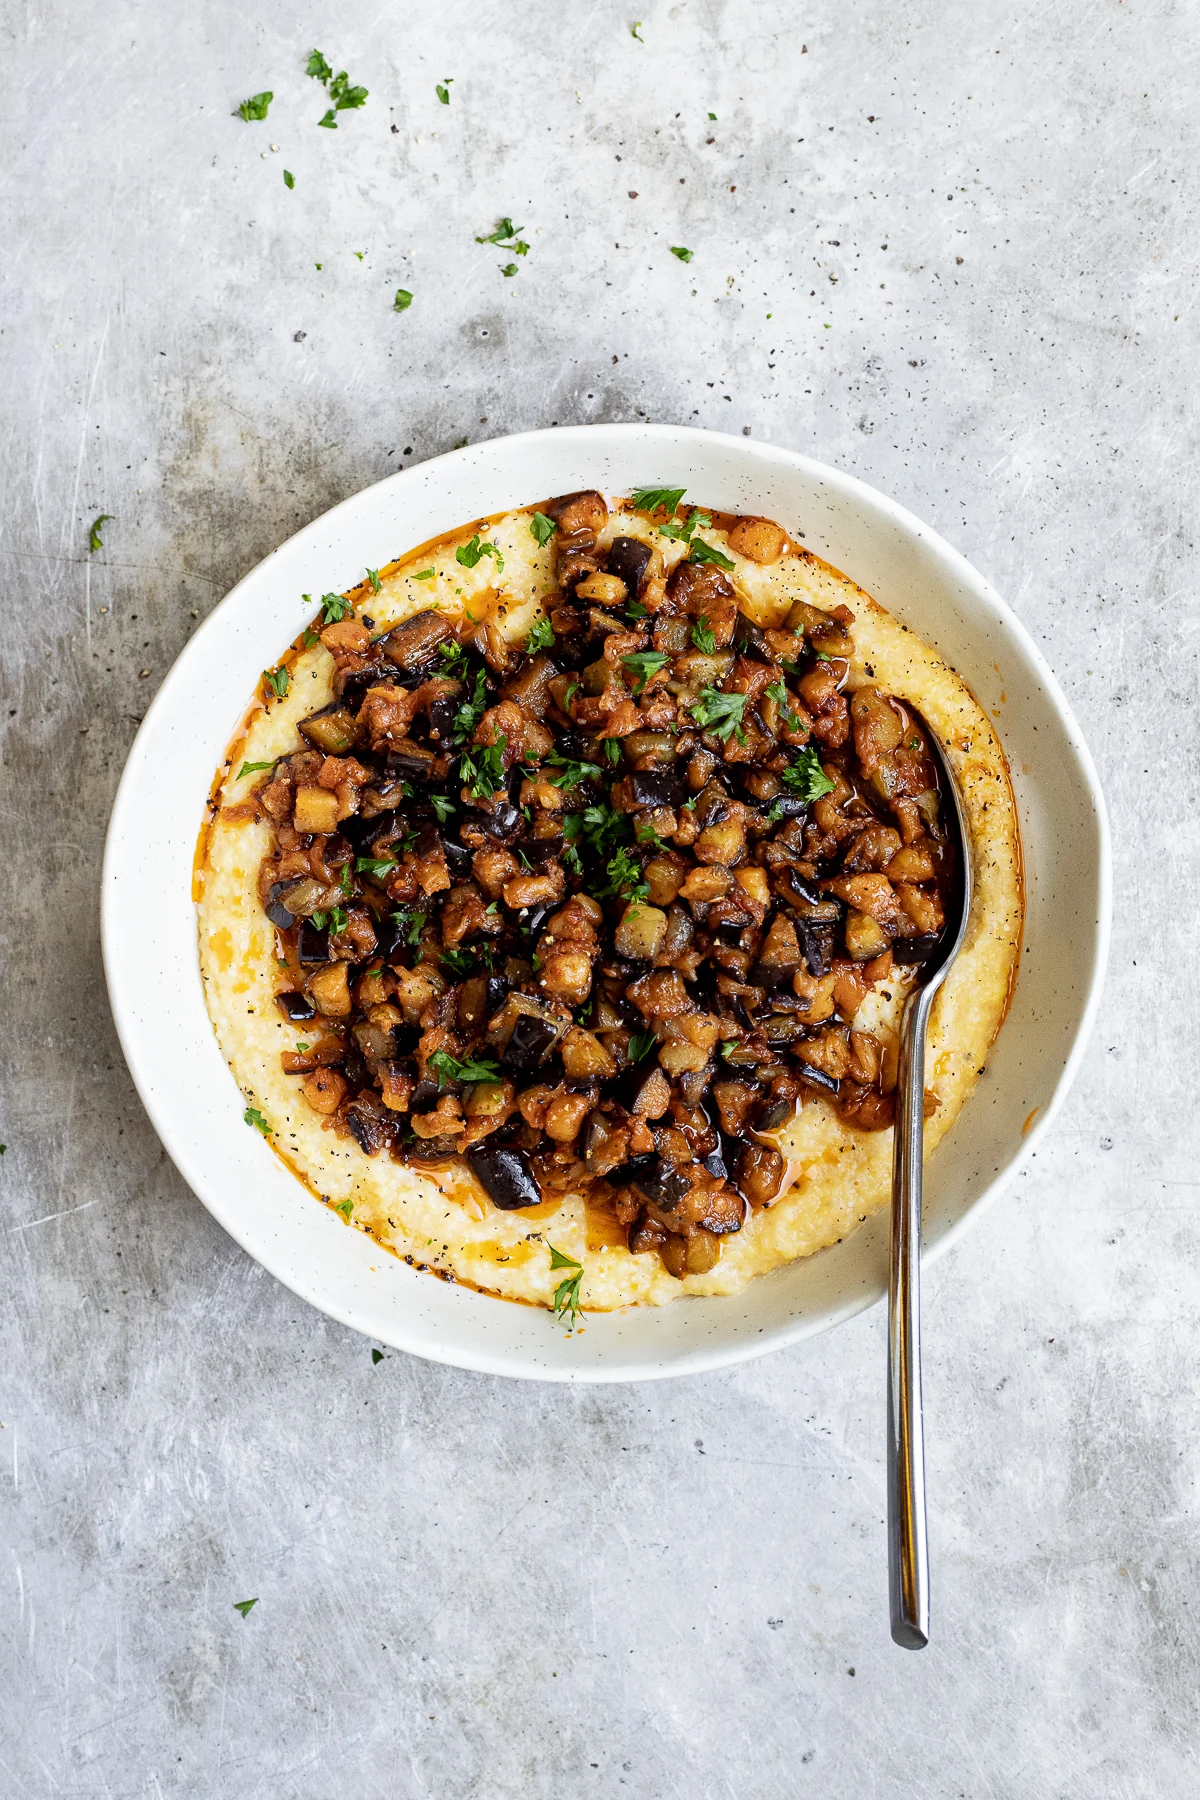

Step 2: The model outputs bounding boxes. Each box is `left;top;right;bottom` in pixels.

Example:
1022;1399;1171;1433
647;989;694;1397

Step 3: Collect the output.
782;746;836;801
88;514;114;553
689;686;748;741
628;1029;658;1063
476;217;522;245
659;507;711;545
548;1244;584;1326
366;568;381;594
604;738;622;765
329;70;368;111
413;568;435;580
631;22;644;41
307;49;334;83
562;842;583;875
428;1048;502;1088
545;752;602;790
263;666;289;699
670;245;694;263
453;667;489;742
237;760;274;778
393;288;413;313
630;486;686;516
335;1197;354;1219
500;263;519;277
622;649;670;692
525;615;555;653
765;680;799;727
436;79;452;104
371;1348;385;1364
439;639;466;667
238;92;273;122
244;1107;271;1135
283;168;295;189
563;802;629;861
459;734;507;798
319;593;352;624
391;906;427;946
233;1598;259;1618
529;511;557;546
455;534;504;573
689;538;736;570
599;848;649;902
356;855;397;880
440;946;477;978
430;794;457;823
691;615;716;654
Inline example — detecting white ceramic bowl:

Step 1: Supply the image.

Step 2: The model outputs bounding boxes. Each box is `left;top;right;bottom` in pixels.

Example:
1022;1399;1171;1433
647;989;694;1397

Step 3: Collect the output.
102;425;1110;1382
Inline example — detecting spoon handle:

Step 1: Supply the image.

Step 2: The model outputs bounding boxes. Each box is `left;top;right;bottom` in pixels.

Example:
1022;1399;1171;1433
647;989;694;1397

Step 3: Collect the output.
888;984;933;1649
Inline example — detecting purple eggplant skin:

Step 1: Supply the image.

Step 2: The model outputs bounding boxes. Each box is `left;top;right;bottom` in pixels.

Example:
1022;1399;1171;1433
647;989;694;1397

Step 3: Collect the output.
297;923;330;964
891;933;943;965
628;768;684;809
630;1158;691;1212
276;991;316;1023
467;1144;543;1210
501;1012;561;1072
606;535;652;595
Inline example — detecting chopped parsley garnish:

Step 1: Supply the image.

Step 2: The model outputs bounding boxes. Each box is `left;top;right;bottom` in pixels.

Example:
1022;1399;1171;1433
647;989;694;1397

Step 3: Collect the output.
500;263;518;277
525;615;555;653
339;863;352;895
631;21;644;40
599;848;649;902
782;746;836;801
670;245;694;263
459;735;507;798
371;1348;385;1364
622;649;670;692
562;842;583;876
439;639;466;666
545;752;602;790
334;1197;354;1219
237;760;274;778
436;79;452;104
604;739;622;766
690;615;716;654
356;855;397;880
391;906;427;945
456;533;504;573
366;568;381;594
244;1107;271;1135
453;667;489;742
563;679;580;709
476;218;530;256
430;794;457;823
548;1244;584;1327
319;592;352;624
313;61;368;125
238;92;273;122
529;511;557;546
630;486;686;516
689;538;736;570
627;1029;658;1063
393;288;413;312
765;680;799;726
413;568;435;580
720;1040;741;1058
263;666;289;699
635;821;664;850
690;686;748;742
659;507;711;545
283;169;294;189
233;1598;259;1618
563;801;629;860
88;514;114;552
306;49;334;83
311;905;349;935
428;1048;502;1089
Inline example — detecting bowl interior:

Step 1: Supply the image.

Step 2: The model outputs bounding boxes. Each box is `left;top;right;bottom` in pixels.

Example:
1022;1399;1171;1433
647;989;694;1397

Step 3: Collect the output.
102;425;1109;1381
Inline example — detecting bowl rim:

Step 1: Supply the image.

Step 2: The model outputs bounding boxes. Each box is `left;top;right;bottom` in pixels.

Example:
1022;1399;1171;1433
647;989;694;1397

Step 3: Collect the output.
102;423;1111;1381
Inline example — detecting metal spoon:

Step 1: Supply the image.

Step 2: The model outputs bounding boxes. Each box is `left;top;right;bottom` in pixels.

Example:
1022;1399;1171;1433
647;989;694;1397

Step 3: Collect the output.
887;719;972;1650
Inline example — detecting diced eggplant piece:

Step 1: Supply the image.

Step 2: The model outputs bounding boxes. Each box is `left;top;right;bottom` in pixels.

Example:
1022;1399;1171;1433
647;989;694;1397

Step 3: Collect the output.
427;687;463;743
585;607;626;639
503;652;559;719
276;991;316;1022
755;1096;795;1132
607;536;652;594
703;1147;728;1181
794;1061;840;1096
277;875;327;921
345;1095;398;1156
613;903;667;961
795;919;832;978
378;609;455;671
502;1012;562;1071
762;1015;806;1047
891;933;944;965
478;801;523;842
266;883;298;930
299;702;362;755
762;795;809;821
628;768;684;809
467;1143;543;1210
441;838;473;879
386;740;439;780
631;1159;691;1212
733;616;773;662
297;922;330;964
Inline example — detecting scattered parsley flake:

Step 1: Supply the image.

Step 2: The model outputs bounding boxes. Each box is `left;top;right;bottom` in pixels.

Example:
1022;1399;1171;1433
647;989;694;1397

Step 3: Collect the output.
765;680;799;726
319;592;352;624
453;667;489;741
335;1197;354;1219
459;734;507;798
88;514;114;553
356;855;397;880
455;533;504;572
366;568;381;594
525;615;555;653
237;760;274;778
436;79;453;104
690;686;748;741
391;906;427;946
430;794;457;823
689;538;736;570
782;746;836;800
428;1048;502;1089
629;486;686;515
263;666;289;699
548;1244;584;1327
413;567;435;580
631;22;644;41
244;1107;271;1135
604;738;622;766
371;1348;385;1364
307;49;334;83
670;245;694;263
233;1598;259;1618
599;847;649;902
283;168;294;189
238;92;273;122
500;263;518;277
628;1029;658;1063
393;288;413;312
622;649;670;692
529;511;557;545
546;752;602;790
690;616;716;654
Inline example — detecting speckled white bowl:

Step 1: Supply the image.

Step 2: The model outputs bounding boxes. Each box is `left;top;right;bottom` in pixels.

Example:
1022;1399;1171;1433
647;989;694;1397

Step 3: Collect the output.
102;425;1110;1382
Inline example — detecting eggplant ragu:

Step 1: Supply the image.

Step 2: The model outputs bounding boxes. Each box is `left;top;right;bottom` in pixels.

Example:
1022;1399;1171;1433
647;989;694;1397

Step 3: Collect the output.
247;491;954;1282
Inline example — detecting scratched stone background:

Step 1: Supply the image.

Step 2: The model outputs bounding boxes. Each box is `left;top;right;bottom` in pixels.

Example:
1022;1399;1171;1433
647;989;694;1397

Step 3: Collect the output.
1;0;1197;1794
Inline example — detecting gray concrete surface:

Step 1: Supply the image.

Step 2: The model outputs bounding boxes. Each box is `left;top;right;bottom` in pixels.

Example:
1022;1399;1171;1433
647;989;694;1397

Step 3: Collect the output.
2;1;1197;1794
